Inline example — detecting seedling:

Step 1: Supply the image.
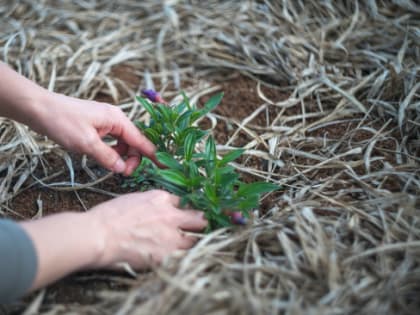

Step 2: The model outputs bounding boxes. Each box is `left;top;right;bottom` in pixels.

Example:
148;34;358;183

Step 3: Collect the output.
126;91;279;230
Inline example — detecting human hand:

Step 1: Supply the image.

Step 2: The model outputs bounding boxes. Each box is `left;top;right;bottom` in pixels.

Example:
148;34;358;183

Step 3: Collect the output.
29;92;156;175
0;63;154;175
87;190;208;269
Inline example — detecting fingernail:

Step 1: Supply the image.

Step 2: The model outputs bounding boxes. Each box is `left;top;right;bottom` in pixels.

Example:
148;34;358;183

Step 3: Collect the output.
113;158;126;173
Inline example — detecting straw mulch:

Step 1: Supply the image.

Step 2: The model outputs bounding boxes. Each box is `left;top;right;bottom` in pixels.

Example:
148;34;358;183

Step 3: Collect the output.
1;1;419;314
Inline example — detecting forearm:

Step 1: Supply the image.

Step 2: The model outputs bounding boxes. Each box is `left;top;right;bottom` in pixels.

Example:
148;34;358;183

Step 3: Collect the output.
0;62;48;126
19;212;104;291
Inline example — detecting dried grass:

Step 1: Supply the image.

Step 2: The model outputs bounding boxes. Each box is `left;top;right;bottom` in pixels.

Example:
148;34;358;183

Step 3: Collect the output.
1;0;419;314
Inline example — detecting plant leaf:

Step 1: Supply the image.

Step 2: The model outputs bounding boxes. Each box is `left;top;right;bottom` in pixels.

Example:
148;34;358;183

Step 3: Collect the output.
203;92;223;113
205;137;216;161
184;133;196;161
213;214;232;228
135;121;147;130
204;181;217;203
175;110;193;129
238;195;259;211
237;182;279;197
219;149;245;165
181;91;192;110
143;128;160;144
136;96;157;120
157;169;188;187
156;152;182;170
156;104;173;124
153;178;188;196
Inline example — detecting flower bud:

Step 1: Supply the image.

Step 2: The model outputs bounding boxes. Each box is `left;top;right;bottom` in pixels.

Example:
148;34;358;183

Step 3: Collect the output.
141;89;167;104
231;211;247;225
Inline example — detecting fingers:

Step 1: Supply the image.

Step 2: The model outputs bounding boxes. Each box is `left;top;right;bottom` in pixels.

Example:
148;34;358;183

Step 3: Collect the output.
124;156;140;176
87;136;126;173
111;140;142;176
108;109;156;161
175;209;208;232
112;140;128;156
176;227;202;249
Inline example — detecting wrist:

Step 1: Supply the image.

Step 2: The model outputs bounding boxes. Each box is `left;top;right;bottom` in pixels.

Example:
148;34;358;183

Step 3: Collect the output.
76;211;108;269
21;212;105;270
82;209;111;269
17;88;54;132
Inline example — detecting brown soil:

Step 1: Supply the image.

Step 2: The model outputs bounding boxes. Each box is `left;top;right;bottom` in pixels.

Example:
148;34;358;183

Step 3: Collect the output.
4;69;395;312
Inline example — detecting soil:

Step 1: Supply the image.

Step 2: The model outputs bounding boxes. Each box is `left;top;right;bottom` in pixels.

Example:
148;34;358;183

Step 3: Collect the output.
3;68;399;312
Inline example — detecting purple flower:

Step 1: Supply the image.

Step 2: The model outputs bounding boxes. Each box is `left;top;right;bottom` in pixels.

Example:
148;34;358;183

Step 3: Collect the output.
231;211;247;225
141;89;159;102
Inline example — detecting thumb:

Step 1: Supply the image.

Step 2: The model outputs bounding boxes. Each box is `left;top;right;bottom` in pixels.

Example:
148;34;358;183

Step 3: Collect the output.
87;137;126;173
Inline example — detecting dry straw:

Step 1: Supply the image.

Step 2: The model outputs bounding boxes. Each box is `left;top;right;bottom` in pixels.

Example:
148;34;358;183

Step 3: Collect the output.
0;0;419;314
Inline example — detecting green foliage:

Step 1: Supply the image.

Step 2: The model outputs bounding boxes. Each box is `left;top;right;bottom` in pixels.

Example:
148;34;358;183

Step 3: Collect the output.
128;93;279;230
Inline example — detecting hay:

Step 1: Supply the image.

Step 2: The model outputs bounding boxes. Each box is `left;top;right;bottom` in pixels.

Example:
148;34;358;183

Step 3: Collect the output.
1;0;419;314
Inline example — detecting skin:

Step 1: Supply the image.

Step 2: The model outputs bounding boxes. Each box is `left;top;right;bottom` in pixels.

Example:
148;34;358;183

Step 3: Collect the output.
0;63;208;293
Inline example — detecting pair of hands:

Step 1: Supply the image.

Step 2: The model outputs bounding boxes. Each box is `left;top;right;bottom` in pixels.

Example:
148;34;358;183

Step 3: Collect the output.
0;63;207;290
29;91;207;268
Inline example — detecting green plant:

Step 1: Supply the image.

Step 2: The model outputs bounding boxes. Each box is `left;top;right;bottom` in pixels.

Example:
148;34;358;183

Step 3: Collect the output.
126;91;279;230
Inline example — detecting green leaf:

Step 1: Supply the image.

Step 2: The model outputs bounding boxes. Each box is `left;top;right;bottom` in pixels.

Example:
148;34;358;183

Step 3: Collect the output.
190;110;204;123
143;128;160;144
217;171;238;188
181;91;192;110
205;137;216;161
186;128;207;141
184;133;196;161
153;178;188;196
175;100;188;114
203;92;223;113
187;161;199;178
187;92;223;124
188;177;202;189
157;169;188;187
136;96;157;120
156;152;182;170
135;121;147;130
238;195;259;211
237;182;279;197
218;197;240;210
175;110;193;129
213;214;232;228
156;104;173;123
186;192;210;211
133;157;154;174
204;181;217;203
219;149;245;165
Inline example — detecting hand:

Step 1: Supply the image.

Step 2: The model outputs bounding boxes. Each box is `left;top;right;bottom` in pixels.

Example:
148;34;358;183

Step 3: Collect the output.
31;92;156;175
87;190;208;269
0;63;155;175
21;190;207;291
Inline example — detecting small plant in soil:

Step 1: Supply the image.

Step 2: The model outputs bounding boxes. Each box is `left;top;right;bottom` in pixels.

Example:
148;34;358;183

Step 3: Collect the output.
126;91;279;230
